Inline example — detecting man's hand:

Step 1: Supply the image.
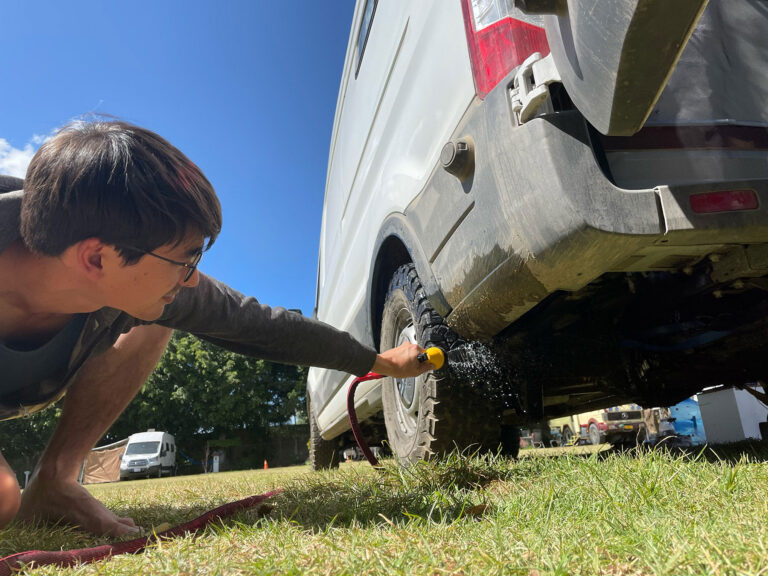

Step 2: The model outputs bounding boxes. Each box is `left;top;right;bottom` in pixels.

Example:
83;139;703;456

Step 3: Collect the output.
372;342;435;378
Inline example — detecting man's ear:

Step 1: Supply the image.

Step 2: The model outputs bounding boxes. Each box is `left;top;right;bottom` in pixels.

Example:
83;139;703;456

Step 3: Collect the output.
73;237;107;279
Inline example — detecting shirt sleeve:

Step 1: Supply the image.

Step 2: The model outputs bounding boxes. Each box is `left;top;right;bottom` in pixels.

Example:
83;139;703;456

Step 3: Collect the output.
154;273;378;377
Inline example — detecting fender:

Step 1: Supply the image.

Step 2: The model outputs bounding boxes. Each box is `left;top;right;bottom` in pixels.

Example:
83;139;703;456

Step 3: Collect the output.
366;213;452;350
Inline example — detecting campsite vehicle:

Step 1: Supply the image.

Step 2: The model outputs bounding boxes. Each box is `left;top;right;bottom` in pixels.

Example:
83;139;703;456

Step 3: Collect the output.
307;0;768;467
549;404;645;446
119;430;176;480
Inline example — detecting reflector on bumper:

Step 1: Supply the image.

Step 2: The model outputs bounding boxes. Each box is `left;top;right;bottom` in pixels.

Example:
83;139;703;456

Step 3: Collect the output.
690;190;759;214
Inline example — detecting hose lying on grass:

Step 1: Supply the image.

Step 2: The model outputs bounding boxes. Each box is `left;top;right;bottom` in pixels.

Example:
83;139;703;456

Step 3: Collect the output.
0;490;279;575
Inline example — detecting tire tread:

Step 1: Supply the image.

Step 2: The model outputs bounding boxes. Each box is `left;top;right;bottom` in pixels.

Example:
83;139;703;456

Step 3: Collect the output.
382;264;505;464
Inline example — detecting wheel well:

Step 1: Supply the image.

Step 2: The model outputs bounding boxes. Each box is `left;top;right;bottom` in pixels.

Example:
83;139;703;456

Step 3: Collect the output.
371;236;412;350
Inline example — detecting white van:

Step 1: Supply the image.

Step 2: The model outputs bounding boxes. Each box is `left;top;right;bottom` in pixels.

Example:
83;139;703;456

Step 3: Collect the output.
119;430;176;480
308;0;768;468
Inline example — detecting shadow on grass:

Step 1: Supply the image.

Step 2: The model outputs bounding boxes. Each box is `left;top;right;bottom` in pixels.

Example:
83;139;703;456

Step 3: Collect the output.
266;450;526;531
269;441;768;532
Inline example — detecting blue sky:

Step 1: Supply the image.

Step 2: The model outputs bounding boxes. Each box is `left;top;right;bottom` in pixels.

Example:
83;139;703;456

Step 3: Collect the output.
0;1;356;317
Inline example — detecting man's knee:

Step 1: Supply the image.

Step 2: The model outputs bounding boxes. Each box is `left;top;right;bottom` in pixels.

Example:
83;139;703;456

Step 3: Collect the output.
0;467;21;528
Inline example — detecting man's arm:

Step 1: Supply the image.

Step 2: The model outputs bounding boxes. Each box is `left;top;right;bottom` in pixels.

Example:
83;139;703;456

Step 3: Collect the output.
155;273;382;376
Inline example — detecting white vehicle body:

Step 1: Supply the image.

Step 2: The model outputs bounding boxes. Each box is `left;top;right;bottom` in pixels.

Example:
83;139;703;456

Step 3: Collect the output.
119;430;176;480
308;0;768;466
310;0;478;438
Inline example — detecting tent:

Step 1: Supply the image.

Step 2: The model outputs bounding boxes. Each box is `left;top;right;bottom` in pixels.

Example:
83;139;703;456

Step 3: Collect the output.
78;438;128;484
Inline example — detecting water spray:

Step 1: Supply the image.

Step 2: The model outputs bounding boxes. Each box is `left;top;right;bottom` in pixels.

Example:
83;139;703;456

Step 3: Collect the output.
348;341;528;466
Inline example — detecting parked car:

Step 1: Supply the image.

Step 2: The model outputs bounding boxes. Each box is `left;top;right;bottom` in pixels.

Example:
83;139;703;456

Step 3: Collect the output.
307;0;768;467
119;430;176;480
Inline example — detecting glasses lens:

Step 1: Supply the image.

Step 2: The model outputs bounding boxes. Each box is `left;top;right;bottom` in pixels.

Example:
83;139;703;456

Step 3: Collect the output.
184;251;203;282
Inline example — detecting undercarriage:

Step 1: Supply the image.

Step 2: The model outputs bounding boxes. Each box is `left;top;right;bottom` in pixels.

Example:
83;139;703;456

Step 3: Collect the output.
484;256;768;425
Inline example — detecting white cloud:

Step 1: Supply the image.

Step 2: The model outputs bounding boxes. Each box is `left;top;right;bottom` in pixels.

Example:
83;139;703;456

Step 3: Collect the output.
0;132;55;178
0;139;35;178
30;133;51;146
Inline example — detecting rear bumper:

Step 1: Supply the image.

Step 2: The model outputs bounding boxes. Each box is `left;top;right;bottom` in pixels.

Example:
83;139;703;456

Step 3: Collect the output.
406;75;768;339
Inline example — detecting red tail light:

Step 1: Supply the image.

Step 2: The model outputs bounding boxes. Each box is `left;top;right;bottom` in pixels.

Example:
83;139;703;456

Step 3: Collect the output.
689;190;759;214
461;0;550;99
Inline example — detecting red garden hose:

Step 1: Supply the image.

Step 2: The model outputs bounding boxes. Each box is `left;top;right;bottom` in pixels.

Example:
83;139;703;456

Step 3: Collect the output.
347;372;386;467
0;491;279;575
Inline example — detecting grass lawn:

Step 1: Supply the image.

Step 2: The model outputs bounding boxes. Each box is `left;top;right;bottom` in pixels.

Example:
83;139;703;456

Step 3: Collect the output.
2;443;768;575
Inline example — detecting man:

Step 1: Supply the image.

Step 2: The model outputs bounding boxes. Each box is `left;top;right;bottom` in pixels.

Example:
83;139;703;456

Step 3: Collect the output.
0;120;433;536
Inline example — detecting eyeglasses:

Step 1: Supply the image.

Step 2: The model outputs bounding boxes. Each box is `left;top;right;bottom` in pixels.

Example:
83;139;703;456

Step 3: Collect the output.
121;245;203;282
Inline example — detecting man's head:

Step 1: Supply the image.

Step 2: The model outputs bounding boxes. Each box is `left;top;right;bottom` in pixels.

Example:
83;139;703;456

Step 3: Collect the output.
21;119;222;263
19;120;223;319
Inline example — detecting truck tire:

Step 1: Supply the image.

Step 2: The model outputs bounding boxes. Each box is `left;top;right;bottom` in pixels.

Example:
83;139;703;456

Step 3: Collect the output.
562;426;574;445
308;394;340;470
380;264;503;465
588;422;601;445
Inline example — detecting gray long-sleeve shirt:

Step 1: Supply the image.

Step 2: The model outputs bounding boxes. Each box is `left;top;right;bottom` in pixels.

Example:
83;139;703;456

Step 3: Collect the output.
0;186;377;421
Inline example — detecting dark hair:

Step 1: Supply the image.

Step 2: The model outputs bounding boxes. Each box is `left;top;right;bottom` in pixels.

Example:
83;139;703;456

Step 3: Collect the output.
20;119;222;263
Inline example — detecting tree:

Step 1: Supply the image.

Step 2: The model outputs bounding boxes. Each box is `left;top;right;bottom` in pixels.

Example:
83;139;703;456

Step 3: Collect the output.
0;332;308;476
106;332;308;453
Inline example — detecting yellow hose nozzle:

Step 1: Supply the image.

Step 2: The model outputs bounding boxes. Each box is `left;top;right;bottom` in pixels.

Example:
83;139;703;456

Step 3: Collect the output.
417;346;445;370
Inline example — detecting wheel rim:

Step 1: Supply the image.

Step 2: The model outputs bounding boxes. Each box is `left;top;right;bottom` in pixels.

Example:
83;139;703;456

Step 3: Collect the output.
390;315;423;438
395;322;419;415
